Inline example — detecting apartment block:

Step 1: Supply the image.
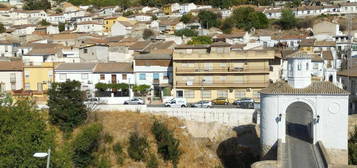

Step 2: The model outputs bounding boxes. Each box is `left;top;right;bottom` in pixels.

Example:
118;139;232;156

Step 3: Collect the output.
172;42;275;103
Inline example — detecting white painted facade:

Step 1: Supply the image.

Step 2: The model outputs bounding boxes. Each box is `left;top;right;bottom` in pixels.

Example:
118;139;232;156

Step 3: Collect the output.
180;3;197;14
134;65;172;86
134;15;152;22
75;23;103;33
54;70;95;92
0;71;22;91
0;43;14;57
46;14;65;24
111;22;133;36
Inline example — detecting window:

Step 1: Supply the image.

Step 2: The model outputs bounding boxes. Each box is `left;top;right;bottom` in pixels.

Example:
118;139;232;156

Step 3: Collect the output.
217;90;228;97
235;90;245;98
184;90;194;98
122;74;127;80
297;63;302;71
139;73;146;80
60;73;67;80
84;48;88;53
48;70;53;79
100;74;105;80
37;83;43;91
81;73;88;80
313;63;319;69
153;73;159;80
11;83;16;90
253;90;259;98
202;90;211;99
163;72;168;79
10;73;16;81
25;71;30;78
306;62;309;70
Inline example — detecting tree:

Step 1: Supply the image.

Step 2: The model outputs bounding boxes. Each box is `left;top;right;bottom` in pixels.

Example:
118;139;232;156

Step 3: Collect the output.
39;19;51;26
127;131;149;161
0;23;5;33
231;7;268;30
143;29;154;40
72;123;103;168
349;126;357;164
174;28;198;37
48;80;88;132
151;120;181;167
187;36;213;45
221;18;234;34
180;13;193;24
23;0;51;10
279;9;297;30
133;84;151;96
58;22;66;32
198;10;221;29
0;97;54;168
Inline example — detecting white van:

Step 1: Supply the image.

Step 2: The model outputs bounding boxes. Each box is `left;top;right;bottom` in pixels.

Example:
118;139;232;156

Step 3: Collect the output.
164;98;187;108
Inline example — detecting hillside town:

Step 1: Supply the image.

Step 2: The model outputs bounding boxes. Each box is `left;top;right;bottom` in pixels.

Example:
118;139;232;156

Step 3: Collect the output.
1;0;357;167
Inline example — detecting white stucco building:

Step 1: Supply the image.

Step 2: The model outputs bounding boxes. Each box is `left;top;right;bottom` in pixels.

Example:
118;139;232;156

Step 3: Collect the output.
0;61;23;92
260;51;349;162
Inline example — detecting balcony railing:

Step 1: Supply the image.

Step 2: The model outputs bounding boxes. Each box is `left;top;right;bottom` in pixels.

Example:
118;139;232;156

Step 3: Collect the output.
176;67;269;74
176;81;269;88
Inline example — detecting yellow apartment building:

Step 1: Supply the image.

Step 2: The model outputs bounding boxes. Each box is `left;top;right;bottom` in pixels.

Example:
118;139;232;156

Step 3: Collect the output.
103;16;129;32
173;42;275;103
23;62;55;92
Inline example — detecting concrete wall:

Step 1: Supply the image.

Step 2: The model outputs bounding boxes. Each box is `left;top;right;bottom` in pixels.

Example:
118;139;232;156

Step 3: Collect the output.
96;105;255;126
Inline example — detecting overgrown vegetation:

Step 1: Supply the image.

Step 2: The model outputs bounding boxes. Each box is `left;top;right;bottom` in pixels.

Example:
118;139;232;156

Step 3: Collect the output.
113;142;125;165
0;23;5;33
187;36;212;45
0;96;54;168
151;120;181;167
72;123;103;168
48;80;88;132
127;131;150;161
277;9;297;30
133;84;151;96
143;29;155;40
174;28;198;37
349;126;357;165
39;19;51;26
230;7;269;30
198;10;221;29
95;82;129;91
24;0;51;10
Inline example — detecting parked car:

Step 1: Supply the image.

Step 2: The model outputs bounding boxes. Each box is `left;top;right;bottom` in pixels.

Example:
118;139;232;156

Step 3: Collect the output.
84;97;101;105
233;98;254;105
124;98;144;105
165;98;187;108
190;100;212;108
212;97;229;105
237;102;255;109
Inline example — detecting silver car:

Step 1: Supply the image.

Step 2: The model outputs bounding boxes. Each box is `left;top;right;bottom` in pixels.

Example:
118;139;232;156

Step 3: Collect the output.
190;100;212;108
124;98;144;105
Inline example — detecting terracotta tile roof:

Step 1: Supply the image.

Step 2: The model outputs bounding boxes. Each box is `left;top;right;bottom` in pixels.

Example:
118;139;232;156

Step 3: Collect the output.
312;54;323;62
285;51;311;59
55;63;96;71
300;39;315;47
27;47;59;56
159;18;180;26
129;41;151;51
211;41;231;47
0;61;23;71
314;41;336;47
337;67;357;77
175;44;210;49
322;51;333;60
118;21;134;27
260;81;349;95
94;63;133;73
281;50;297;59
77;21;102;25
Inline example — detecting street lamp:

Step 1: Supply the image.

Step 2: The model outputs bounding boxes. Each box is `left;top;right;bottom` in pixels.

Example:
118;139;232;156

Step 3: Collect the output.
201;79;205;108
33;148;51;168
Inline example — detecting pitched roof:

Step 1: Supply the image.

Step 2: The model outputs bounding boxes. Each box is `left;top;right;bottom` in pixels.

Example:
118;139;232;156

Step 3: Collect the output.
134;49;172;60
175;44;210;49
26;47;59;56
311;54;323;62
129;41;151;51
0;61;23;71
55;63;97;71
260;81;349;95
314;41;336;47
94;63;133;73
337;66;357;77
300;39;315;47
211;41;231;47
322;51;333;60
285;51;311;59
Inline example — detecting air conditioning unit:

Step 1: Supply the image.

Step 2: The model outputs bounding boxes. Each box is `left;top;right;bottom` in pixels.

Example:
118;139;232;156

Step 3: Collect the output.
186;81;193;86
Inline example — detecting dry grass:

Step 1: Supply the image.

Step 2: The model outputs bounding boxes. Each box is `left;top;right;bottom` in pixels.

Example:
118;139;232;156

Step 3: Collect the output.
93;111;222;168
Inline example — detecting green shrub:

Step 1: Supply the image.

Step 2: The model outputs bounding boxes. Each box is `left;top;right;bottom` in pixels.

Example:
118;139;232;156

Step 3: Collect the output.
96;156;111;168
128;131;149;161
103;132;113;144
151;120;181;167
349;126;357;164
113;142;125;165
174;29;198;37
146;153;159;168
72;123;103;168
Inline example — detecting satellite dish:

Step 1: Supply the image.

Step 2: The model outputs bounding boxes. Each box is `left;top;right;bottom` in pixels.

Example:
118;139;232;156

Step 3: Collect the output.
33;152;48;158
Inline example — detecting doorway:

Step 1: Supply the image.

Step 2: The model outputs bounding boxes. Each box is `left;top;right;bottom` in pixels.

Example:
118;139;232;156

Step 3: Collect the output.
286;102;314;143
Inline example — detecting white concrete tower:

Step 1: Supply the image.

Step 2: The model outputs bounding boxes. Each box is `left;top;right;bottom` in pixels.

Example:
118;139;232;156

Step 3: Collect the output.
286;51;311;88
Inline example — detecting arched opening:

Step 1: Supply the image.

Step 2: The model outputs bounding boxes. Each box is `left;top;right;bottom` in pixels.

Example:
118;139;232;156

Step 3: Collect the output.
329;75;333;82
286;102;314;143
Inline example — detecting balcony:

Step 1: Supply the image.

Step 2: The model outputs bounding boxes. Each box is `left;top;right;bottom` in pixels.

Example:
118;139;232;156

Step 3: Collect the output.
176;67;270;74
176;80;269;88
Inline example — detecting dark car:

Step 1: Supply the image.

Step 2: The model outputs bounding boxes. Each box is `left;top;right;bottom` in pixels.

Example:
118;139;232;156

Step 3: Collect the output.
233;98;254;105
237;102;255;109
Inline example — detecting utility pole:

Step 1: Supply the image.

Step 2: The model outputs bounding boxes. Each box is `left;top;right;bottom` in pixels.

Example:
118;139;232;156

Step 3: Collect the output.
347;14;353;91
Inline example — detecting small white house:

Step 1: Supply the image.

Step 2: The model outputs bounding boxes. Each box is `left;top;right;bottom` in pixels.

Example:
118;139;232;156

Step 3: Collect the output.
134;15;152;22
180;3;197;14
11;24;36;36
0;61;23;92
75;21;103;33
0;40;17;57
111;21;134;36
46;14;66;24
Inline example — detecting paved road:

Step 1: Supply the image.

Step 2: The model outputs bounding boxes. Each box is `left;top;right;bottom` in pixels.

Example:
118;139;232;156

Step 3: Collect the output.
285;102;322;168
